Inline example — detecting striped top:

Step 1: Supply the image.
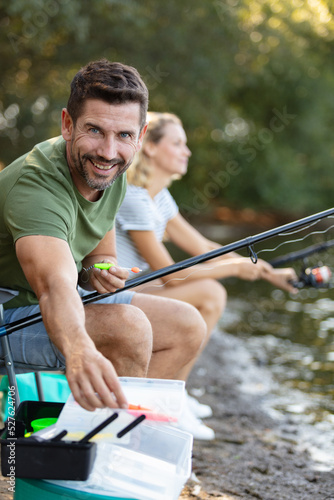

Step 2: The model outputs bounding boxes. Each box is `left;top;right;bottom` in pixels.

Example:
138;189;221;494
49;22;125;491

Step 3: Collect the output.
115;184;179;272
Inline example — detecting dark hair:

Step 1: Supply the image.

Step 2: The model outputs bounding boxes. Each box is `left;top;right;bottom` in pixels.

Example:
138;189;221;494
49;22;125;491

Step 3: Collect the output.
67;59;149;130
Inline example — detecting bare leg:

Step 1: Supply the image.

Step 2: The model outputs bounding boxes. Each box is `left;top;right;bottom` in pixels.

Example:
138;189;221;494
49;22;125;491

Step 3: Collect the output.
134;279;226;380
84;303;153;377
131;293;207;380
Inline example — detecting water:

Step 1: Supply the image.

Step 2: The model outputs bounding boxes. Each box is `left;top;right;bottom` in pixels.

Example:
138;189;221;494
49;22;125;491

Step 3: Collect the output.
214;231;334;470
167;221;334;468
224;282;334;409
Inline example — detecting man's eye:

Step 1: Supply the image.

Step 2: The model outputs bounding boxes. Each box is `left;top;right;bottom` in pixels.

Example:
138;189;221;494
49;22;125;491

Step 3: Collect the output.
90;128;100;134
120;132;130;139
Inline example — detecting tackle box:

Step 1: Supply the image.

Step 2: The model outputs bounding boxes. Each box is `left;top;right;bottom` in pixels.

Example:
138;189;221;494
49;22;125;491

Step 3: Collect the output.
0;400;96;480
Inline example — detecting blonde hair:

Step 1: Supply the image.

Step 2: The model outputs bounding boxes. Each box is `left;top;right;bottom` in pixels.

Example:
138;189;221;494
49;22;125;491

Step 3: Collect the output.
127;111;182;188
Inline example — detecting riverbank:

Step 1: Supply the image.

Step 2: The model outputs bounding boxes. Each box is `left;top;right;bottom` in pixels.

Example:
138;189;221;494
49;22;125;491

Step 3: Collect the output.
0;324;333;500
180;323;334;500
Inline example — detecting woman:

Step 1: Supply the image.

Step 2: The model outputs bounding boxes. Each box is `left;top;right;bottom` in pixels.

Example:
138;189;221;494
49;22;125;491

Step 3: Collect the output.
116;112;297;439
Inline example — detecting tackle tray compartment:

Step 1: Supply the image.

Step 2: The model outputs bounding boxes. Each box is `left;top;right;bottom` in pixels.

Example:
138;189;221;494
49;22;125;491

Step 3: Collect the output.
0;401;96;480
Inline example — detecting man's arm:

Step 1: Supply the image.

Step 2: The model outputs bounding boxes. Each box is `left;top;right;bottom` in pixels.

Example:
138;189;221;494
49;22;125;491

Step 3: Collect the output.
15;234;128;411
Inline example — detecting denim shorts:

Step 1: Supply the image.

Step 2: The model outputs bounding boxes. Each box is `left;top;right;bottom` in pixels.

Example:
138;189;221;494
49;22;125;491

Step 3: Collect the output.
1;289;135;373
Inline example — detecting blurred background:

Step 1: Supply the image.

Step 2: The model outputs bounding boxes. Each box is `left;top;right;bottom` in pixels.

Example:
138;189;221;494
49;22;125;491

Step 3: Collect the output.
1;0;334;218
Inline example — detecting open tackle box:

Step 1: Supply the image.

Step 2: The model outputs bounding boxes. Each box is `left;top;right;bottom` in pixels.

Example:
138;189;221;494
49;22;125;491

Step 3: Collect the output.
0;377;191;499
0;400;97;480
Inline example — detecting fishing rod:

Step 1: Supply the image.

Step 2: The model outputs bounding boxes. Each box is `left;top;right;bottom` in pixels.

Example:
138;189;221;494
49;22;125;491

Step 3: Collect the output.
269;238;334;289
269;239;334;267
1;207;334;337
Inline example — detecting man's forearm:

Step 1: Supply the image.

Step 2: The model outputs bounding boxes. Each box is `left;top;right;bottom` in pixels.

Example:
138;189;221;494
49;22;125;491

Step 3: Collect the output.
38;282;94;356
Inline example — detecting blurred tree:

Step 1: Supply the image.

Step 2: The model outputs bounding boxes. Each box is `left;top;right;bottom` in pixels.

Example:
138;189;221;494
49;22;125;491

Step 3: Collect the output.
1;0;334;216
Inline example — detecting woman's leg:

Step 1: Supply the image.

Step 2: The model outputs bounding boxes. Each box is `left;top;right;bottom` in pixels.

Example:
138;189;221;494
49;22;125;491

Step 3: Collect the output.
135;278;226;380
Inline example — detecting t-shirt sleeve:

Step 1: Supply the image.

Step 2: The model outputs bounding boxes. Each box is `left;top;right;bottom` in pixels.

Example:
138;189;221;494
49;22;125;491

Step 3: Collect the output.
116;186;156;231
159;189;179;221
4;172;75;243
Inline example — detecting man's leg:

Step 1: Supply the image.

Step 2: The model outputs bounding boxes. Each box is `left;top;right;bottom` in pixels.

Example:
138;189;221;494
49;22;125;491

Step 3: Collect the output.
2;291;205;383
131;293;207;380
1;295;153;380
84;303;153;377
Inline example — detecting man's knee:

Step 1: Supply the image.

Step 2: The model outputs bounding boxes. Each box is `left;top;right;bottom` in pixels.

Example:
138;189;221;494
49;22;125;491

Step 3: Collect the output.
85;304;153;375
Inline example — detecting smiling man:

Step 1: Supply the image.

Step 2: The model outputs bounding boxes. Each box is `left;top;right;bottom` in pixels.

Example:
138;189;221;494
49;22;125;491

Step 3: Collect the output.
0;59;206;412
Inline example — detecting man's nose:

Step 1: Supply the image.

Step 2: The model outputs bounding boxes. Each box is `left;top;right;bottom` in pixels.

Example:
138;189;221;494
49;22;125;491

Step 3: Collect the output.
97;136;118;160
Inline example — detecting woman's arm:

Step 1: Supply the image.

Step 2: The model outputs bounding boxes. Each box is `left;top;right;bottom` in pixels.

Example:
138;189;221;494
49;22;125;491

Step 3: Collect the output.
128;228;283;286
166;213;220;255
166;213;240;259
131;215;297;292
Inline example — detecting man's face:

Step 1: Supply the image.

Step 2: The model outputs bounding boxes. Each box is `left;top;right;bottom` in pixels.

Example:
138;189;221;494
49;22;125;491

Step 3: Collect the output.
62;99;146;201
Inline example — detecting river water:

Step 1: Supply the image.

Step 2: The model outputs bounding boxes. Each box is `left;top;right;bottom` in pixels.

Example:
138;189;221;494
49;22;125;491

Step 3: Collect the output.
207;227;334;471
169;220;334;469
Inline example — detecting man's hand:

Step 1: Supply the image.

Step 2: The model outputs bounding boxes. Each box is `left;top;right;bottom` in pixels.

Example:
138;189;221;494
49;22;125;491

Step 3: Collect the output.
88;263;130;294
65;337;128;411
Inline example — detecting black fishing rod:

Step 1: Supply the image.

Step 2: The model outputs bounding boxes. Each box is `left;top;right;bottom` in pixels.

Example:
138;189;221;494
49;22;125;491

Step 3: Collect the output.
1;207;334;337
269;238;334;289
269;238;334;267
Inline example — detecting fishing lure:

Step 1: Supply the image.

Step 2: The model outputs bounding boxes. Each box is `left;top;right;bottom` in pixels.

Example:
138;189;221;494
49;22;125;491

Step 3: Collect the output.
82;262;141;277
93;263;141;273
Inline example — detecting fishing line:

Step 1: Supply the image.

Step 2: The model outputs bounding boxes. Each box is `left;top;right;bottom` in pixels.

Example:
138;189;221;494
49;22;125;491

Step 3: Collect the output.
127;264;225;294
130;218;334;293
274;217;333;237
256;221;334;258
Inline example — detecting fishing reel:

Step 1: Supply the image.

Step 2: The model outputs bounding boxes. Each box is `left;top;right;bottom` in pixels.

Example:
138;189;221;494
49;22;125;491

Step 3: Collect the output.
292;264;332;289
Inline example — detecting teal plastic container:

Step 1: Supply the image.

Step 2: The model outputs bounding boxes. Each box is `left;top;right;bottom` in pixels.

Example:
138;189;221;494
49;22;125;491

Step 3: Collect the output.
14;479;139;500
0;373;71;420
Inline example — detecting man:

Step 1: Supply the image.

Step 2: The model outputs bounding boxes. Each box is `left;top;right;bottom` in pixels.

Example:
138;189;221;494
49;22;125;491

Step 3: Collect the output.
0;59;206;412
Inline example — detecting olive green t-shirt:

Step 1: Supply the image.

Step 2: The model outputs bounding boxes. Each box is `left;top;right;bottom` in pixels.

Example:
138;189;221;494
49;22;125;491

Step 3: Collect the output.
0;136;127;308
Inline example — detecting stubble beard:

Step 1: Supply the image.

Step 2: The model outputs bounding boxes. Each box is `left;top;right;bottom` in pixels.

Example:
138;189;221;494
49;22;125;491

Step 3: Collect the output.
71;147;131;191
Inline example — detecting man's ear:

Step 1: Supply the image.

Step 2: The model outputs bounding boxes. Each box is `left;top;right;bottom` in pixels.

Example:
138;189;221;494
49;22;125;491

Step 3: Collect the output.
135;123;148;152
61;108;73;141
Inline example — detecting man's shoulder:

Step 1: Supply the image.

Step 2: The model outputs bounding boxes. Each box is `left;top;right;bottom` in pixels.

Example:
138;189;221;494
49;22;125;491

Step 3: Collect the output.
25;135;66;167
2;136;66;178
2;136;70;188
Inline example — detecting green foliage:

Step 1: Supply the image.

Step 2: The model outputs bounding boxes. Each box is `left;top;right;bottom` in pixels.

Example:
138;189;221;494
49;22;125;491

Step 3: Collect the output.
1;0;334;216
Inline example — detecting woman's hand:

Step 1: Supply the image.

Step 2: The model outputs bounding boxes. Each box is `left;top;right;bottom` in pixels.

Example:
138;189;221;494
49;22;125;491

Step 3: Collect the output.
260;265;298;293
234;257;298;292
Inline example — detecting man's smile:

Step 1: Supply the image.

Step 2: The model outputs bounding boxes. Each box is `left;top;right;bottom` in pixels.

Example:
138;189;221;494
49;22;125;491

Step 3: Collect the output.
86;156;123;175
